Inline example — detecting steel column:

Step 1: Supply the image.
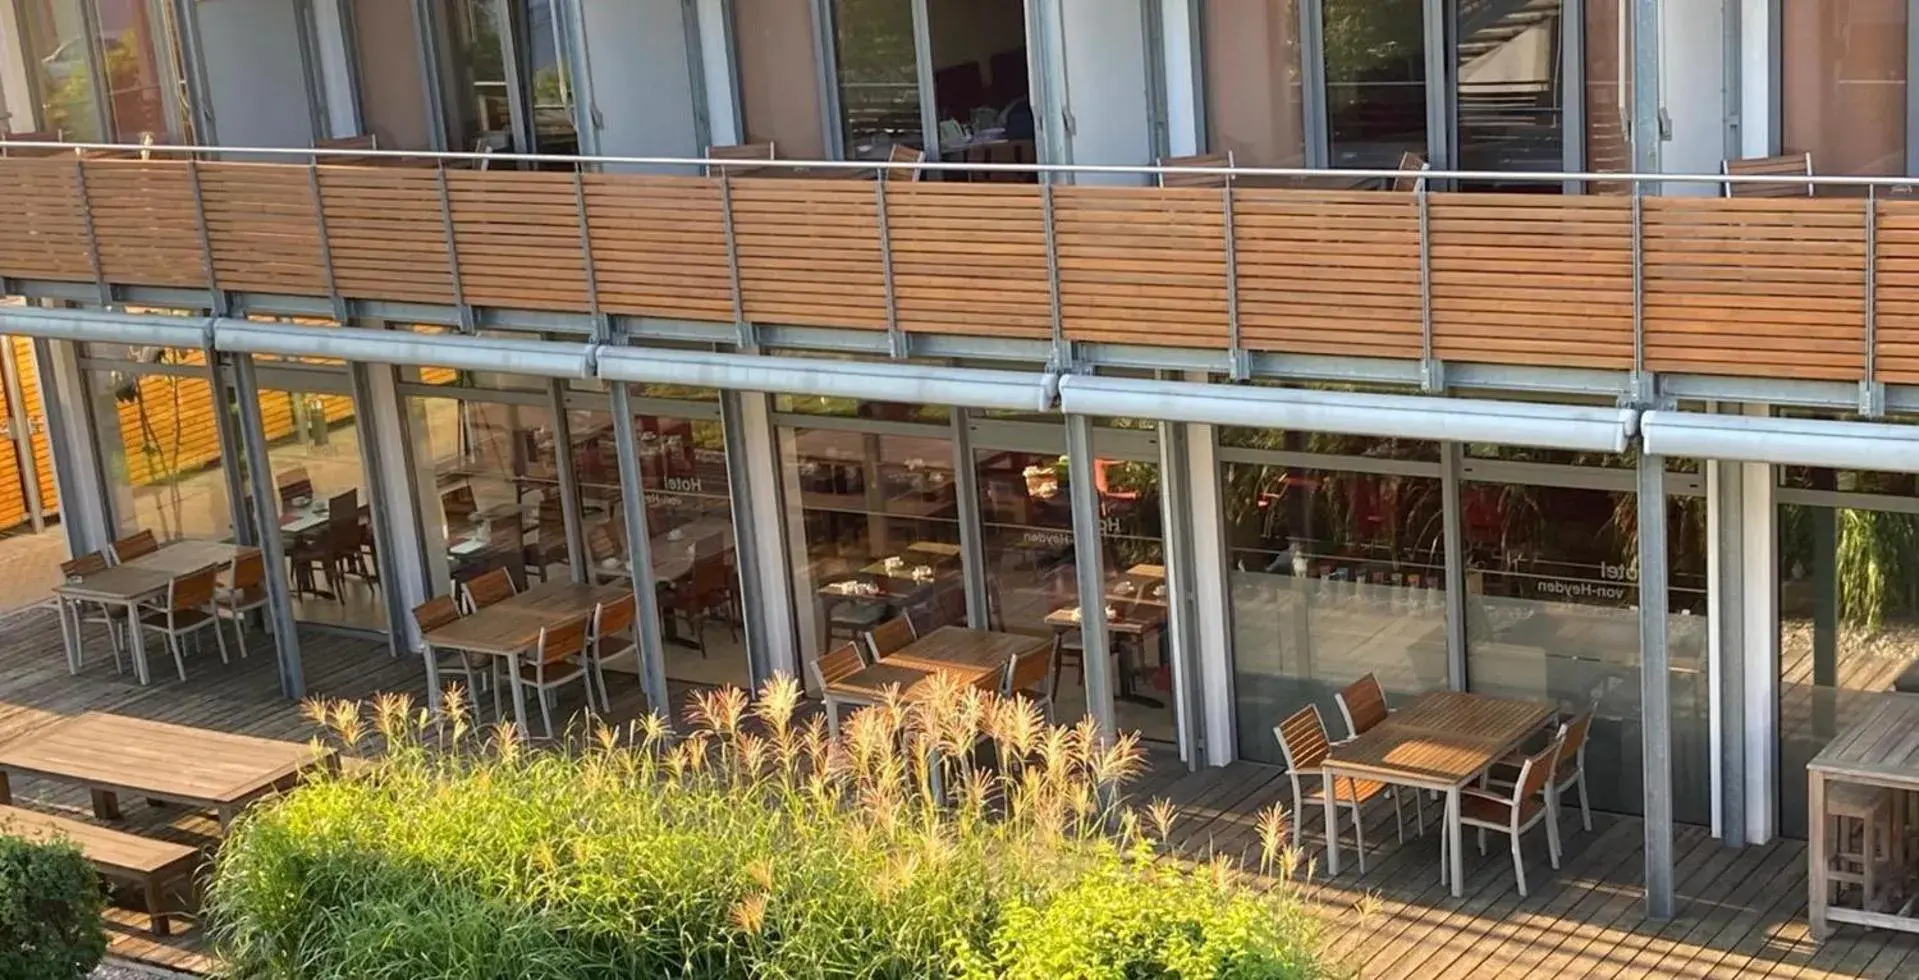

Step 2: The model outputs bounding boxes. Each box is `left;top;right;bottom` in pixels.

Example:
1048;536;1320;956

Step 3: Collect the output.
1864;186;1884;415
1417;179;1438;391
349;362;410;660
1222;181;1246;380
72;159;109;307
1440;440;1467;690
39;338;111;553
231;353;305;699
719;171;748;346
1064;412;1117;739
546;378;590;583
185;159;225;315
721;389;794;685
1640;453;1675;919
1042;181;1066;366
1709;453;1747;844
572;168;606;338
1157;418;1203;766
435;164;473;331
609;380;672;717
306;162;346;322
876;177;904;358
949;408;990;629
205;351;253;547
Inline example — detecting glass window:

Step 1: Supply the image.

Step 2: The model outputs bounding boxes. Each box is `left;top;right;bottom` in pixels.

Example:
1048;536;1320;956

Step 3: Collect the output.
442;0;511;152
18;0;103;139
1777;489;1919;837
413;394;575;595
783;420;966;673
264;385;377;631
1783;0;1908;177
924;0;1031;176
1463;481;1709;825
1453;0;1565;186
89;356;230;543
1226;461;1449;763
1204;0;1305;169
975;447;1171;741
91;0;185;141
520;0;577;154
732;0;828;158
830;0;921;155
1322;0;1427;168
1221;425;1439;462
1584;0;1630;182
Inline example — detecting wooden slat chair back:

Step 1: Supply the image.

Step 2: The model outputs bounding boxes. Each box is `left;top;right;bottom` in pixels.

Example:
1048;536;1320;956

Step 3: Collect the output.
1453;732;1565;897
1004;649;1055;719
441;484;478;523
595;592;637;640
1722;152;1814;198
880;143;926;181
138;566;229;682
706;141;777;177
277;467;314;508
1157;151;1234;188
1391;151;1429;192
1273;704;1396;868
0;129;65;157
110;529;159;564
865;614;917;660
462;566;517;612
534;615;590;666
61;551;109;578
1335;672;1390;738
1555;708;1596;831
215;548;271;658
412;595;461;633
168;567;220;612
810;640;870;737
582;593;639;711
1275;704;1331;775
512;614;593;737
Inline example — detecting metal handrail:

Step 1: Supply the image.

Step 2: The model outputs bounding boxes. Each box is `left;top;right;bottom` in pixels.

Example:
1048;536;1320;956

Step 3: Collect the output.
2;138;1916;189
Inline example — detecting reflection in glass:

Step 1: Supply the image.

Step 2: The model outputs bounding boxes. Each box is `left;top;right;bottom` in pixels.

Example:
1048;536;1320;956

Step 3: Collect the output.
830;0;923;155
443;0;511;152
519;0;577;153
1322;0;1427;168
783;423;965;674
414;396;575;596
1778;497;1919;838
1783;0;1908;177
1454;0;1564;186
18;0;103;140
1463;481;1709;825
265;387;377;631
1225;462;1448;762
89;355;229;543
976;449;1171;741
91;0;184;141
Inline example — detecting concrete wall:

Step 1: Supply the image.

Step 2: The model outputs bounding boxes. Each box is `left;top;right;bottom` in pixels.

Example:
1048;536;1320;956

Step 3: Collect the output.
196;0;316;147
1657;0;1729;192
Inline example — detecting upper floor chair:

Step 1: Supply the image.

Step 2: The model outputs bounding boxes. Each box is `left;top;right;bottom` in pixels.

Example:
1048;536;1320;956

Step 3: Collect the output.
706;141;778;178
1157;151;1235;188
1721;151;1814;198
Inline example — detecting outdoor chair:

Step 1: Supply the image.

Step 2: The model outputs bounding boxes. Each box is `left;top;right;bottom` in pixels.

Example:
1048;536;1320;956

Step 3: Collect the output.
1447;732;1564;897
215;549;270;658
507;614;594;738
808;641;870;739
1335;672;1423;832
864;615;917;661
1491;707;1595;833
1273;704;1398;873
705;141;777;177
661;545;737;656
136;567;229;683
585;594;638;712
59;551;123;671
1157;151;1234;188
109;529;159;564
412;595;487;704
461;566;517;613
1002;647;1055;722
1722;151;1814;198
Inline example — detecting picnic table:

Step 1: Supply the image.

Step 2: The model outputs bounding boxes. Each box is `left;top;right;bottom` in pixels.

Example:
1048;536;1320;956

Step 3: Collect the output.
1320;690;1556;897
1807;696;1919;940
422;580;629;727
54;540;246;685
0;712;332;826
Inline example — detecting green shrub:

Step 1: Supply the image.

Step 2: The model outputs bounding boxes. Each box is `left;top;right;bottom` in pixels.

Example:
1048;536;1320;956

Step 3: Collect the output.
0;832;108;980
207;683;1330;979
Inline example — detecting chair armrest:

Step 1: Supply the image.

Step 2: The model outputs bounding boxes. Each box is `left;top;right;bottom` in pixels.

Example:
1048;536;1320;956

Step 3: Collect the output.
1460;787;1509;806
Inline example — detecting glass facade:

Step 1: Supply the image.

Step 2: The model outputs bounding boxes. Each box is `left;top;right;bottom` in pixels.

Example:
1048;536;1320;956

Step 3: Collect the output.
1783;0;1908;178
89;355;229;542
264;385;373;631
1204;0;1305;169
1322;0;1427;168
18;0;104;140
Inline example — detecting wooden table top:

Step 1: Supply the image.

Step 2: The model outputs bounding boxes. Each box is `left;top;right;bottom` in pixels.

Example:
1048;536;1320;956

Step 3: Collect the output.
0;712;330;810
1808;696;1919;788
883;626;1048;673
1044;602;1166;636
55;540;246;602
826;662;952;702
1323;690;1557;790
425;581;628;658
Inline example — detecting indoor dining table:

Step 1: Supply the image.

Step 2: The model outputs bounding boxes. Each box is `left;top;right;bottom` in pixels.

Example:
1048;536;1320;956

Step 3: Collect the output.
1319;690;1556;896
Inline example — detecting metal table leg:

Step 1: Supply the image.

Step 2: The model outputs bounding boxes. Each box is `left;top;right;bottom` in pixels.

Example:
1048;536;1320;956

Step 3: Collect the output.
1447;786;1465;898
1322;769;1340;876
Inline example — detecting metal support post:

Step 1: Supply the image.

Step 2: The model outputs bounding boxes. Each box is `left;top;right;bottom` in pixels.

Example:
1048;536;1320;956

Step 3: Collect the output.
349;362;411;660
1222;182;1247;380
0;345;45;532
719;171;749;348
571;168;608;339
205;351;253;547
1064;412;1116;740
1441;440;1467;690
1640;453;1675;919
306;162;346;322
73;158;109;307
1863;186;1885;416
35;339;107;555
1157;419;1203;766
1042;181;1067;368
609;380;672;718
721;389;794;686
1418;179;1439;391
876;177;905;359
949;409;990;628
546;378;590;583
231;353;305;699
1629;182;1648;400
435;164;473;331
185;158;226;316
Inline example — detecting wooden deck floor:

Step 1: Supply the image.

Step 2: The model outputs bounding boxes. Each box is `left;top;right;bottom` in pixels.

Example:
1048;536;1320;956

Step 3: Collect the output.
0;602;1909;977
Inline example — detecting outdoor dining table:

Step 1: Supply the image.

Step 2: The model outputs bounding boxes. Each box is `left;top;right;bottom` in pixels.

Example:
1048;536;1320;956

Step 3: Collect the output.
1044;597;1170;709
1807;696;1919;940
1319;690;1557;896
421;580;629;727
830;627;1047;702
0;712;332;827
53;540;246;686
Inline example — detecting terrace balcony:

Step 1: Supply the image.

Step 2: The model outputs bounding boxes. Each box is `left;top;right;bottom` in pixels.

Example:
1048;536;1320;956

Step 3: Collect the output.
0;142;1912;410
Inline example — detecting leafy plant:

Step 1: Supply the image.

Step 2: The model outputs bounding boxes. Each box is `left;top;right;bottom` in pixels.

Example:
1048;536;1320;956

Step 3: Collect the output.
0;833;108;980
206;683;1331;979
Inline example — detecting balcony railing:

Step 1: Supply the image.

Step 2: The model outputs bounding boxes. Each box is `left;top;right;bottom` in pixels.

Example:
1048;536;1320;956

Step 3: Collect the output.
0;142;1912;394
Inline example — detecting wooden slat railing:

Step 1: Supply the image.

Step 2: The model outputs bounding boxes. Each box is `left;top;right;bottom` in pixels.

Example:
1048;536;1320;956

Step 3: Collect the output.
6;156;1919;388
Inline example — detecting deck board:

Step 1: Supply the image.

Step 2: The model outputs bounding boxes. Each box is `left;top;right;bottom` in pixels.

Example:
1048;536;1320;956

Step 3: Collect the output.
0;603;1909;976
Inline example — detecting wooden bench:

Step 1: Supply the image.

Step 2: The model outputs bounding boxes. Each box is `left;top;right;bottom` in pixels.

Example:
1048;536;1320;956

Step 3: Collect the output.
0;805;199;935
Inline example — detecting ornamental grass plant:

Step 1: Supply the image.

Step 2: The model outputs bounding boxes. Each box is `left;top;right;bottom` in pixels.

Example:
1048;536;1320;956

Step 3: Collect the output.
206;676;1331;979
